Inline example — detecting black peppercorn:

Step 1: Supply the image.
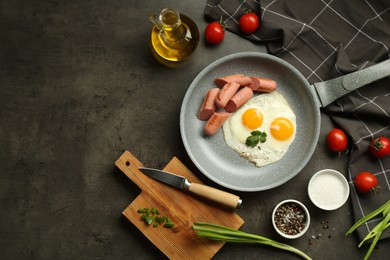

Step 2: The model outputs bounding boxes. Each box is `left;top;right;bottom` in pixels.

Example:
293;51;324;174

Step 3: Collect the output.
274;202;307;236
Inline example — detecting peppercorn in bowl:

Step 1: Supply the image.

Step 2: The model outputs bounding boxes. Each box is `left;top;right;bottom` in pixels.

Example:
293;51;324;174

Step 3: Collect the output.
272;199;310;239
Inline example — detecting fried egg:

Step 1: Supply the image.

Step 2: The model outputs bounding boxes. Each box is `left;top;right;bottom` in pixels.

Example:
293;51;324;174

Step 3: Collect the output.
223;91;296;167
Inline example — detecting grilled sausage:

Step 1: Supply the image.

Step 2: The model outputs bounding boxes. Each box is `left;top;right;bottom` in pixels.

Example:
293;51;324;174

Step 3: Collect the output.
197;88;220;121
214;74;252;88
203;112;231;136
248;76;277;92
215;82;240;108
225;87;254;113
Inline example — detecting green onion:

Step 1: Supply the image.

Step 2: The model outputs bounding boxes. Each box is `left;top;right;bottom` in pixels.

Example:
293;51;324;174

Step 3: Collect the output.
346;199;390;260
137;207;174;228
147;215;155;225
164;217;174;228
192;222;311;260
164;222;174;228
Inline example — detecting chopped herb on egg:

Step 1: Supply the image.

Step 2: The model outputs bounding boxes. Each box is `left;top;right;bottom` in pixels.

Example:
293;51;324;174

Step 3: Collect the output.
245;131;267;147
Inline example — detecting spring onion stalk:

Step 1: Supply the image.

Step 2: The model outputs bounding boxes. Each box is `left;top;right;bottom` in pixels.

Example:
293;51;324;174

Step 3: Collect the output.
345;199;390;260
192;222;311;260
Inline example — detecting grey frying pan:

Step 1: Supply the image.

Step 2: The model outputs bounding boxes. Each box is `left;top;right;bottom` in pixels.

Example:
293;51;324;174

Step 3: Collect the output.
180;52;390;192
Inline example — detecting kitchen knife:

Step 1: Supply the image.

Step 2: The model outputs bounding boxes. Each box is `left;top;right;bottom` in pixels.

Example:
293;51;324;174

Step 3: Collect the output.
139;167;242;209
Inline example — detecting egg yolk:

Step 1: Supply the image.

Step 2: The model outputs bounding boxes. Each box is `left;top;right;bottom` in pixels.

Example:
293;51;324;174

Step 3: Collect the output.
270;117;294;140
242;108;263;129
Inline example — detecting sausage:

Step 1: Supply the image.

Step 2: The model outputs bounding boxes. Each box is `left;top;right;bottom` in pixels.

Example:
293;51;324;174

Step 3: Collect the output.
225;87;254;113
203;112;231;136
197;88;220;121
214;74;252;88
248;76;277;92
215;82;240;108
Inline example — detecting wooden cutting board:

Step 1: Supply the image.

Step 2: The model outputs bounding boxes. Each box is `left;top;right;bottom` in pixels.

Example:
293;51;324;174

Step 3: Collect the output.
115;151;244;260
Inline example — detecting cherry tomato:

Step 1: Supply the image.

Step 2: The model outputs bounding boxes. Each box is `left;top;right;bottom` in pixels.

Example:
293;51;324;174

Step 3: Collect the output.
239;12;259;34
354;172;378;194
204;21;225;45
327;128;348;153
369;136;390;158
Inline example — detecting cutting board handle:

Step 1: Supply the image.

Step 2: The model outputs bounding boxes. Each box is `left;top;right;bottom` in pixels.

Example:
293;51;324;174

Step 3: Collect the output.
116;151;149;189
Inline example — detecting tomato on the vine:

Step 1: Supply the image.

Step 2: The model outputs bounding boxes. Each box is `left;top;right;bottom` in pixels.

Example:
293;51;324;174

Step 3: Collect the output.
369;136;390;158
354;172;378;194
205;21;225;45
239;12;259;34
327;128;348;153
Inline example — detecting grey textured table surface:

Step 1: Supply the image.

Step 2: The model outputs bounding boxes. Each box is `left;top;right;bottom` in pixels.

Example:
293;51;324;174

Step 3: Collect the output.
1;0;389;259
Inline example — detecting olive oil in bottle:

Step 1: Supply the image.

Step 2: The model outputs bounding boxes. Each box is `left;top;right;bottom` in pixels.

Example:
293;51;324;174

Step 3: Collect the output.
149;8;199;64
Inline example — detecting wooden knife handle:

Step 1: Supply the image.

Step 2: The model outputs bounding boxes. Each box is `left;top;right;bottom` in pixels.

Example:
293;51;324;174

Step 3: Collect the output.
189;183;242;209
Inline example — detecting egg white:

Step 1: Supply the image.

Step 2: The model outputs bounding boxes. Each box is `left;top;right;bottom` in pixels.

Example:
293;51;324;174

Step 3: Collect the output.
223;91;296;167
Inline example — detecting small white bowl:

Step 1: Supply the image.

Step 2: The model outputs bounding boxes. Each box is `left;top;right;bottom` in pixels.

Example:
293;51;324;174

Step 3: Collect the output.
272;199;310;239
308;169;350;211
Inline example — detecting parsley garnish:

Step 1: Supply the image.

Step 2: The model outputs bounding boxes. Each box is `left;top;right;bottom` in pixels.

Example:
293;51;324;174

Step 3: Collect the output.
245;130;267;147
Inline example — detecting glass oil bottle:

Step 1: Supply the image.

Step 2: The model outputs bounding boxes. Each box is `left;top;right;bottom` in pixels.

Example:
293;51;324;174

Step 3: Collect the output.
149;8;199;65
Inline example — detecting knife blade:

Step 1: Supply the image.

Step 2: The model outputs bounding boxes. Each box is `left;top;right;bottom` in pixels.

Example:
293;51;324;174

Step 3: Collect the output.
139;167;242;209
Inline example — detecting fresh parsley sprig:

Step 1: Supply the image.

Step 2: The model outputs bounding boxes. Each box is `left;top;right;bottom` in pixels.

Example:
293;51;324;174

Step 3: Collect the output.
246;130;267;147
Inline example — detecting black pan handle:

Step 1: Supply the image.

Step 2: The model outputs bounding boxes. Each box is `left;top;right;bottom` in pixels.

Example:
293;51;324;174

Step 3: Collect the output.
313;59;390;107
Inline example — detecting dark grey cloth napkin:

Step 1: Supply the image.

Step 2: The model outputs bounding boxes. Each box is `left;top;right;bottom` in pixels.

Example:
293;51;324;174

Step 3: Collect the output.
205;0;390;241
